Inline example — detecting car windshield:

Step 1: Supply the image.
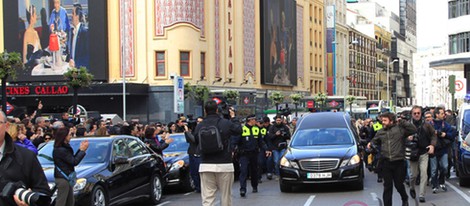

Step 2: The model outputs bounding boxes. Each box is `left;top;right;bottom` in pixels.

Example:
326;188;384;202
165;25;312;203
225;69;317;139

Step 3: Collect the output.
164;134;189;152
291;128;354;146
38;139;111;165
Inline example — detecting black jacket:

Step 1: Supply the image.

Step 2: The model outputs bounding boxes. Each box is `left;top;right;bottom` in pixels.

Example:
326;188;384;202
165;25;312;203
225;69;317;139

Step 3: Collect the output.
232;124;268;153
192;114;242;164
144;135;169;156
0;133;51;206
267;123;291;151
53;143;86;178
411;119;437;155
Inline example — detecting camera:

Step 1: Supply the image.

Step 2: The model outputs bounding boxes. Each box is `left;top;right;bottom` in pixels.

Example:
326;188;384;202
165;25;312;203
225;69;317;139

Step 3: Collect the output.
1;182;51;206
436;130;443;137
186;114;197;131
217;101;232;120
366;143;379;154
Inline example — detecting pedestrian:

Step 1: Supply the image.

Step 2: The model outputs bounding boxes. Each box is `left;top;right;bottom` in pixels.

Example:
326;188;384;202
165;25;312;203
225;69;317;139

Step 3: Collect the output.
368;112;417;206
144;126;173;156
0;111;52;206
232;114;271;197
408;106;436;203
184;122;201;193
53;127;89;206
8;123;38;154
192;100;242;206
267;115;291;179
429;107;454;194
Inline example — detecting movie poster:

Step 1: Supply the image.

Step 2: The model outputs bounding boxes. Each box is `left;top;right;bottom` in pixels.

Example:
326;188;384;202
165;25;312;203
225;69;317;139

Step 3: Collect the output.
3;0;107;82
261;0;297;86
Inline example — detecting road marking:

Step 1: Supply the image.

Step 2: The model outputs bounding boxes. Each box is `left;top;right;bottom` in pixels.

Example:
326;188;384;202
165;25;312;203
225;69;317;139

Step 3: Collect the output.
184;192;193;196
446;182;470;203
304;195;316;206
157;201;171;206
370;192;378;201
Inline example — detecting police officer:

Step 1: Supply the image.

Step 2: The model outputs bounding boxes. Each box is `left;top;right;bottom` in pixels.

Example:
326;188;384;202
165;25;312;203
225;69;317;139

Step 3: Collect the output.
256;117;270;183
232;115;271;197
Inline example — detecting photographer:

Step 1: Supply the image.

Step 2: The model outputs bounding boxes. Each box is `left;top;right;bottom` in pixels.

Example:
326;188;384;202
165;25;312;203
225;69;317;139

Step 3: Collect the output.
192;100;242;206
0;111;52;206
429;107;454;194
267;115;291;179
408;107;436;203
367;112;417;206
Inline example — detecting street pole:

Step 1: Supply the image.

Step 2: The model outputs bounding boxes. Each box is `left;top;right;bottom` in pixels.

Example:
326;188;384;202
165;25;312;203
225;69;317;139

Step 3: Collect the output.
343;40;347;112
122;1;127;122
386;57;390;108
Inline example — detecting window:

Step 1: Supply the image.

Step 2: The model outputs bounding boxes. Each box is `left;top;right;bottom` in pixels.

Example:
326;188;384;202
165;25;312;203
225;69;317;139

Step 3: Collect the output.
200;52;206;79
156;51;165;76
126;139;148;157
113;139;131;158
180;51;190;76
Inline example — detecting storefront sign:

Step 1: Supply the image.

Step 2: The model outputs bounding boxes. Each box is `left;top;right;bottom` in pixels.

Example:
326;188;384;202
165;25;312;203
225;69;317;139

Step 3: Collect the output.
6;86;69;96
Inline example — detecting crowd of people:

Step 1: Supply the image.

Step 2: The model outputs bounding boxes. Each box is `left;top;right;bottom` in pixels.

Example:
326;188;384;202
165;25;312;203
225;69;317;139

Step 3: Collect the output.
357;105;457;206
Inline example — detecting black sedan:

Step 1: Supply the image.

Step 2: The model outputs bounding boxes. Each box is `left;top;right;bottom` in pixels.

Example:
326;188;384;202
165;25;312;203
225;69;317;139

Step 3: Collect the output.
163;133;194;192
37;135;167;206
279;112;364;192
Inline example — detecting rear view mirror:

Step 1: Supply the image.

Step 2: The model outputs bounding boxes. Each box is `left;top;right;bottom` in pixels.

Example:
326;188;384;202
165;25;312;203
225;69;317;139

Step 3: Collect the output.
114;156;128;164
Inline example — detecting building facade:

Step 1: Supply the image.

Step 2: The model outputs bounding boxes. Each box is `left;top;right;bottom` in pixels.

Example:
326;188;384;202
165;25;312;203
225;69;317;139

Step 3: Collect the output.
349;28;377;100
1;0;325;123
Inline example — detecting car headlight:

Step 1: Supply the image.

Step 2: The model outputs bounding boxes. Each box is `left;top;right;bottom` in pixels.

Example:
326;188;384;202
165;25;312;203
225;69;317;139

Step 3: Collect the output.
462;140;470;152
73;178;87;192
280;157;299;169
170;160;185;171
340;155;361;167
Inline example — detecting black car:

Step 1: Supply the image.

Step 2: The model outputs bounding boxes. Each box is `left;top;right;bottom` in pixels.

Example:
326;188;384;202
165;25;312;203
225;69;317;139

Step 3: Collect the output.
279;112;364;192
163;133;194;192
37;135;167;206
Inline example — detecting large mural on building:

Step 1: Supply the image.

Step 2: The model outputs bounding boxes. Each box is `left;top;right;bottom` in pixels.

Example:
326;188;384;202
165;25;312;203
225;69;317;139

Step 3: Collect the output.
260;0;297;86
3;0;107;82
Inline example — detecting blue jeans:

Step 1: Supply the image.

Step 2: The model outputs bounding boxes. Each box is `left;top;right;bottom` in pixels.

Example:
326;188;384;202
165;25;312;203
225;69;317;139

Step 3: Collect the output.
430;153;448;188
189;155;201;191
272;149;285;175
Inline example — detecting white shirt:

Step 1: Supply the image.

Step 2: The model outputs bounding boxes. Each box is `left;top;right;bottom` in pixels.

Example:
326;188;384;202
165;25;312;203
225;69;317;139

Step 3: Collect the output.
0;140;5;162
71;23;81;59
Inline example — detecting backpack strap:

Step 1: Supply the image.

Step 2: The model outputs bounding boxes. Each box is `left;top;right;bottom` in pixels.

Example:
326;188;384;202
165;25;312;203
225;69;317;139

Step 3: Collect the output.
56;166;70;181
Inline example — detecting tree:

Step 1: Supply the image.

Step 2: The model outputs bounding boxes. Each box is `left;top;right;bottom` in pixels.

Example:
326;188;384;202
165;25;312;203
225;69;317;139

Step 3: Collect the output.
185;83;210;115
269;91;285;114
290;93;304;117
63;67;94;116
313;92;328;112
0;51;23;114
345;95;356;115
223;90;239;105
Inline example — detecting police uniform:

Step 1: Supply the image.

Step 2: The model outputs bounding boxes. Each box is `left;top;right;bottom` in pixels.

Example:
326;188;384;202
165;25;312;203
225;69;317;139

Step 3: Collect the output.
257;122;270;181
234;118;268;196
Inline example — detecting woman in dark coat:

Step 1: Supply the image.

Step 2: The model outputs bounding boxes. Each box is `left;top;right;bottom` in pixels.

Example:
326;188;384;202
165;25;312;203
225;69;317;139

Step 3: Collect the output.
53;127;89;206
144;126;173;156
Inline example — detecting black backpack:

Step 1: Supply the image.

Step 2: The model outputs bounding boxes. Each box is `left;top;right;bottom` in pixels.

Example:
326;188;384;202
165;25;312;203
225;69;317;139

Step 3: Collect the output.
197;119;224;154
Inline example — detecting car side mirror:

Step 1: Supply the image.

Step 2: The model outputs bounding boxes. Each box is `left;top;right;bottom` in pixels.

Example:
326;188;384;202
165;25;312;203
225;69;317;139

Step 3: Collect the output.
114;156;128;165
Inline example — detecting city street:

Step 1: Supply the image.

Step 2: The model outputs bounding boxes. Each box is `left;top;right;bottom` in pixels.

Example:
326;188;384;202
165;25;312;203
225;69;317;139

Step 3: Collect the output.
132;169;470;206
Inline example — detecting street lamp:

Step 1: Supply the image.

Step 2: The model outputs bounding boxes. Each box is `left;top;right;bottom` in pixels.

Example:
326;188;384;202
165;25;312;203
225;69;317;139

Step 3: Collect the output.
379;58;398;107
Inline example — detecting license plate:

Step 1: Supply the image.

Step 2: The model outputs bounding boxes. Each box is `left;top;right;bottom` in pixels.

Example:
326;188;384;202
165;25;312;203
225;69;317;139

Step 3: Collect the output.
307;172;332;179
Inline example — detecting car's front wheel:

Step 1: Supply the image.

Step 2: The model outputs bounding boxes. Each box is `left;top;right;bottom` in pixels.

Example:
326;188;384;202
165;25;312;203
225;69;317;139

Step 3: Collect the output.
90;185;108;206
149;174;163;204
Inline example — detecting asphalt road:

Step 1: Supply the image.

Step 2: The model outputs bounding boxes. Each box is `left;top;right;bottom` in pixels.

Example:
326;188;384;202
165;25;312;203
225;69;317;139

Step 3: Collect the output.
130;168;470;206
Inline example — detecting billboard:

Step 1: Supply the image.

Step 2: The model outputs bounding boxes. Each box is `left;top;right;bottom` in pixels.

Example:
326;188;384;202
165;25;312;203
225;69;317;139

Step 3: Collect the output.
3;0;107;82
260;0;297;86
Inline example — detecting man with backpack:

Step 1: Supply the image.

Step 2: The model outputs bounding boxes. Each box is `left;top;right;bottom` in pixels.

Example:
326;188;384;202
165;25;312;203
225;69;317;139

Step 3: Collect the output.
193;100;242;206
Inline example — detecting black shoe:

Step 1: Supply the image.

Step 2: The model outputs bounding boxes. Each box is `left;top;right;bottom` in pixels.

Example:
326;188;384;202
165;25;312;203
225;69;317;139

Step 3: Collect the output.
253;188;258;193
419;197;425;203
405;179;410;186
267;173;273;180
409;189;416;199
240;188;246;197
377;178;383;183
402;200;409;206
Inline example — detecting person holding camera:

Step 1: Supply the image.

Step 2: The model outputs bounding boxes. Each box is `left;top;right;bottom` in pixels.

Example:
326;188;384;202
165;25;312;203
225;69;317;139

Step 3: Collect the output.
267;115;291;179
193;100;242;206
0;111;51;206
232;115;271;197
429;107;454;194
367;112;417;206
408;106;436;203
53;127;88;206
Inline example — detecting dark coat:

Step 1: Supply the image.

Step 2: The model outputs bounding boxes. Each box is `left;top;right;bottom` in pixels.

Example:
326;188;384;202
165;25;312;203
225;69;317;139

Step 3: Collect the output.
53;143;86;178
144;135;169;156
371;120;417;162
68;24;89;69
0;133;51;206
192;114;242;164
267;123;291;151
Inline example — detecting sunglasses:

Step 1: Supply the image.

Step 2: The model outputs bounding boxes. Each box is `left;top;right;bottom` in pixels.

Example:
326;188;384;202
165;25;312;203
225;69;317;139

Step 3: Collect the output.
412;112;421;115
425;116;432;118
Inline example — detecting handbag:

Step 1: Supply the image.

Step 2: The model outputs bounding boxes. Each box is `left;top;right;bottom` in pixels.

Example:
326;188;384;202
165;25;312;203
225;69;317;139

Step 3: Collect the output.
49;33;59;52
56;166;77;187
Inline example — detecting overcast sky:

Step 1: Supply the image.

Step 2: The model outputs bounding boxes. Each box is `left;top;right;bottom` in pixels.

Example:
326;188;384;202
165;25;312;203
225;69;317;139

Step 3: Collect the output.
416;0;448;49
